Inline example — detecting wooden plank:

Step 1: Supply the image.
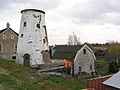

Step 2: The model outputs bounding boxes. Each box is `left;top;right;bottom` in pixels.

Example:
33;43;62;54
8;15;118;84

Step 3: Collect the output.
38;66;64;72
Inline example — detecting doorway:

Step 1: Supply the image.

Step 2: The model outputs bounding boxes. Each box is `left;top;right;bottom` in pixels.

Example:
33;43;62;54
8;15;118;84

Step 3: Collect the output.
23;53;30;67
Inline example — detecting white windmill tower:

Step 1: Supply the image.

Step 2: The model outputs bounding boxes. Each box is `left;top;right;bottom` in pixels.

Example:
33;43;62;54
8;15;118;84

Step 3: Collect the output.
16;9;51;67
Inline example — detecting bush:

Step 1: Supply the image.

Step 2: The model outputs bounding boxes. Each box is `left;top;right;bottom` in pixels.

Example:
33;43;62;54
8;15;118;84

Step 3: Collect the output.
109;61;119;73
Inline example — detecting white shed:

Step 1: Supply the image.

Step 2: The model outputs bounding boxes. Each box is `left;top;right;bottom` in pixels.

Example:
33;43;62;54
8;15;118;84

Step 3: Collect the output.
74;44;96;74
16;9;51;67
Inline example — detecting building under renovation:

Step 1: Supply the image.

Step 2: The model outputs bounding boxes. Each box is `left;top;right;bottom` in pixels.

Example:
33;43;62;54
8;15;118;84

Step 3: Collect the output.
74;44;96;74
16;9;51;67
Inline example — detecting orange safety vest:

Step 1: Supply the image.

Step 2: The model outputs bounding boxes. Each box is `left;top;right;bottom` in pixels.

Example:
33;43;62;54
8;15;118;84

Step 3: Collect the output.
63;59;68;67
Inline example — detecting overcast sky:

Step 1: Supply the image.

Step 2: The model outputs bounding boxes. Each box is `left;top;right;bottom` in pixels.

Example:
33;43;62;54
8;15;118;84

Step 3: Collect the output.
0;0;120;45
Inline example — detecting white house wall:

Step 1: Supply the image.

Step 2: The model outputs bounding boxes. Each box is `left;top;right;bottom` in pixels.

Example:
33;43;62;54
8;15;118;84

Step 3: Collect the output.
16;9;49;66
74;45;95;74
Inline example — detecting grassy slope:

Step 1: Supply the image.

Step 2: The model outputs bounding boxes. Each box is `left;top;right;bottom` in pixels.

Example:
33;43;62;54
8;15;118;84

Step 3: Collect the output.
0;58;86;90
45;75;86;90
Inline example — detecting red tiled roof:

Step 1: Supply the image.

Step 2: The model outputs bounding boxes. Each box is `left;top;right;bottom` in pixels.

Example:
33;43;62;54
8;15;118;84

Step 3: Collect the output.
93;46;108;50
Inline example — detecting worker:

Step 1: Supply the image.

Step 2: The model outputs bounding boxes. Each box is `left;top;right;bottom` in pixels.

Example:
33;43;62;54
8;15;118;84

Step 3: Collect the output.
67;60;73;75
63;59;68;67
62;59;68;75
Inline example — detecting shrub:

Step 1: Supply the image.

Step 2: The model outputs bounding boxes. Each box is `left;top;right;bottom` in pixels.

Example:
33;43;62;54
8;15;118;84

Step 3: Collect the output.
109;61;119;73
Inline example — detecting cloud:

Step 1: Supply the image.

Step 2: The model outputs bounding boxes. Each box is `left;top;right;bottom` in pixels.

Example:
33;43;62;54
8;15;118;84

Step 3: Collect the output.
0;0;62;11
78;24;120;43
63;0;120;25
0;0;120;45
0;0;63;32
103;13;120;25
0;0;26;9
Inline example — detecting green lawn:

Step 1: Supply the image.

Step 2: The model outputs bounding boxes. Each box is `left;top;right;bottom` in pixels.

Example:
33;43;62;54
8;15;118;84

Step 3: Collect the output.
0;58;86;90
44;75;86;90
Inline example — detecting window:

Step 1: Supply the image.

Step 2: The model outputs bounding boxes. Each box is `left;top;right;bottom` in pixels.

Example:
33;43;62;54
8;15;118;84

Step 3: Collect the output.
43;25;46;30
0;44;3;52
36;24;40;29
14;44;17;52
23;22;27;27
90;65;92;70
43;39;45;43
83;49;86;54
12;56;16;59
33;14;37;18
79;66;81;72
21;34;23;37
3;35;6;39
11;35;14;39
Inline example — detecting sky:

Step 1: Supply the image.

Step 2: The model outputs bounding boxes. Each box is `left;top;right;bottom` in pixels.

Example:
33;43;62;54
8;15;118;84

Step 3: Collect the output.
0;0;120;45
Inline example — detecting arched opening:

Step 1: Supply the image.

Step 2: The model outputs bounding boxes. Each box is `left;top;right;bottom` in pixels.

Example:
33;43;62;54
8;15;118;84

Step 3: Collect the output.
23;53;30;67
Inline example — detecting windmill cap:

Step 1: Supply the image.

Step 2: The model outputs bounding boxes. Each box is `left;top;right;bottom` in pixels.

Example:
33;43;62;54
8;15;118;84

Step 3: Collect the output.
21;9;45;14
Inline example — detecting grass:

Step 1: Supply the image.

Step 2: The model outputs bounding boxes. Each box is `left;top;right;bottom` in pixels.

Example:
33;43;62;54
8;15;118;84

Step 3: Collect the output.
0;58;86;90
44;75;86;90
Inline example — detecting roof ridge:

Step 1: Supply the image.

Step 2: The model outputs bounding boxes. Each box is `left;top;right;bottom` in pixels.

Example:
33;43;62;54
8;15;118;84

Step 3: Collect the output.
0;27;18;36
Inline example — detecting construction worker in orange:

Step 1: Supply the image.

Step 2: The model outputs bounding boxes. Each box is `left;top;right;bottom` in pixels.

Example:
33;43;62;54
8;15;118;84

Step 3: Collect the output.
62;58;68;75
68;60;72;75
63;59;68;67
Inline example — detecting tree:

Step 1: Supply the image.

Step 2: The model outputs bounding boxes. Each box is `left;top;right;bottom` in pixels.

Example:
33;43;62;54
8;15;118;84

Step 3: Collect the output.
108;41;120;60
109;61;119;73
67;32;81;45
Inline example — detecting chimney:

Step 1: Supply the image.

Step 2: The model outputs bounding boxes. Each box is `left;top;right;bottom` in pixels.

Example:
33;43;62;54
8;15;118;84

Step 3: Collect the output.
7;22;10;28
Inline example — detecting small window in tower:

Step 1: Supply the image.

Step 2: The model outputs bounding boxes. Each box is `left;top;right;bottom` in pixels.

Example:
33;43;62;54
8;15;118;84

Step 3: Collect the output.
21;34;23;37
33;14;37;18
90;65;92;70
83;49;86;54
36;24;40;29
43;39;45;43
43;25;46;30
79;66;81;72
23;22;27;27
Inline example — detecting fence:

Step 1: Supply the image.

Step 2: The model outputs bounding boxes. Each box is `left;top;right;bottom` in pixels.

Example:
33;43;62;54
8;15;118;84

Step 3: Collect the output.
87;75;112;90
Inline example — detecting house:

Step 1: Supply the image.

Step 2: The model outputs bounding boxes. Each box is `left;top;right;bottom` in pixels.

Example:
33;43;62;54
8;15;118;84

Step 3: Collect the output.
93;46;108;57
50;44;96;74
0;23;18;60
103;71;120;90
50;45;83;60
74;44;96;74
16;9;51;67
